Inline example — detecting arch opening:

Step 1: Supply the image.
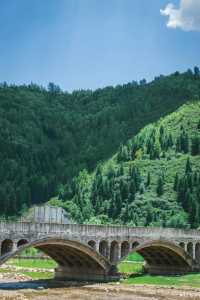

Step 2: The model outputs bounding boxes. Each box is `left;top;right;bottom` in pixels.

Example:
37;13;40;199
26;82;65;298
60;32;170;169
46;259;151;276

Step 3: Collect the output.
1;239;13;256
17;239;28;248
88;240;96;250
99;240;109;258
110;241;119;263
132;241;139;249
121;241;130;258
187;242;193;258
195;243;200;264
179;242;185;249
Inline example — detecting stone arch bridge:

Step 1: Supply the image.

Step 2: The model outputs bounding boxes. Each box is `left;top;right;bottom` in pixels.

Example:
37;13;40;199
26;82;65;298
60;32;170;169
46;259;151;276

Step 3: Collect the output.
0;222;200;281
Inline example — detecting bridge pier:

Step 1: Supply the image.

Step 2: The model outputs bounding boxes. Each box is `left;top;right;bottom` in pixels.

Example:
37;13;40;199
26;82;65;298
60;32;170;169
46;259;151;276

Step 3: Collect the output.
54;265;119;282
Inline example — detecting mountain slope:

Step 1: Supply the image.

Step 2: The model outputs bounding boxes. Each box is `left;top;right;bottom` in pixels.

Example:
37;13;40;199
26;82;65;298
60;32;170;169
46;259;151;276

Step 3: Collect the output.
1;68;200;217
52;101;200;228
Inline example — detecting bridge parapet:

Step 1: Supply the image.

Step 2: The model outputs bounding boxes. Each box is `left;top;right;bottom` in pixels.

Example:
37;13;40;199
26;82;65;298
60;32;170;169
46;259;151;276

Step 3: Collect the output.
1;221;200;239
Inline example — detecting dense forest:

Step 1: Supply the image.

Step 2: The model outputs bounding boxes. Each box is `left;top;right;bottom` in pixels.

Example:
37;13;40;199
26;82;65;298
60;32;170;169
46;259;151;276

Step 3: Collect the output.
50;101;200;228
0;67;200;220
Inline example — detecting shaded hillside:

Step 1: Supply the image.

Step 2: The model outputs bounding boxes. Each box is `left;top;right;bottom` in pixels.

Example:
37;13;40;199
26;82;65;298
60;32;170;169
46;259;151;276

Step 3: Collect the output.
52;101;200;228
0;68;200;217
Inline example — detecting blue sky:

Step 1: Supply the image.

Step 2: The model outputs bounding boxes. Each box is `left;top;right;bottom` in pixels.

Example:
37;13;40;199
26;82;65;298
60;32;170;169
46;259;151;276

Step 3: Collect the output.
0;0;199;91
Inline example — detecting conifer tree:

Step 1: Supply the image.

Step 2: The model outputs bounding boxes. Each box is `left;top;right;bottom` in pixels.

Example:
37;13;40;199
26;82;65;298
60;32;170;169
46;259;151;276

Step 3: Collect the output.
185;157;192;174
139;182;145;194
181;131;189;153
146;172;151;187
156;176;164;196
129;179;136;198
197;120;200;130
174;173;179;191
167;133;173;148
191;136;200;156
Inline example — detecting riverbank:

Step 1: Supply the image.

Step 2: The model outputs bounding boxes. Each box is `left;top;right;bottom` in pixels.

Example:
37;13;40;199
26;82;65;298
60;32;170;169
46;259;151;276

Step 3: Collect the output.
1;278;200;300
1;258;200;299
3;258;200;288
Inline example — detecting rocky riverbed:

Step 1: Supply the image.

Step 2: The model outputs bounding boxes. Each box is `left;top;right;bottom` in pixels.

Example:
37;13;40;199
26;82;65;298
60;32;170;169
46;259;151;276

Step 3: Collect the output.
1;271;200;300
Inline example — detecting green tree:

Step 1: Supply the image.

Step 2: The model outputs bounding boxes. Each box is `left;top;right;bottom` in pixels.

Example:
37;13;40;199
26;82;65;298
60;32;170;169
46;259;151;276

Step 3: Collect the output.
174;173;179;191
191;136;200;156
146;172;151;187
156;176;164;196
185;157;192;174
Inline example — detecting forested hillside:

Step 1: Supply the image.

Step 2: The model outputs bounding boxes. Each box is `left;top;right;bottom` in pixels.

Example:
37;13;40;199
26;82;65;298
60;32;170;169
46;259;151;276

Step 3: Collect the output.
50;101;200;228
0;68;200;218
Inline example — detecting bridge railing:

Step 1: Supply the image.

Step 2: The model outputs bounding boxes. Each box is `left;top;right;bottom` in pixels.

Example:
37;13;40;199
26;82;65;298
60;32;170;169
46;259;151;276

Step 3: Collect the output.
0;221;131;236
0;221;200;239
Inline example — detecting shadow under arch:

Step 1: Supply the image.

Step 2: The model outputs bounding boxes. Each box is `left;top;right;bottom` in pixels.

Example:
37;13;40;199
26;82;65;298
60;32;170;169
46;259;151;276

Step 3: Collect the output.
118;239;193;275
0;237;113;281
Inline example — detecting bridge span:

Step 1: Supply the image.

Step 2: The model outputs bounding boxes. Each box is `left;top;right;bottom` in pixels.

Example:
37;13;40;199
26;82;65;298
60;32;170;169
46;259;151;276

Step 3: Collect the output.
0;222;200;281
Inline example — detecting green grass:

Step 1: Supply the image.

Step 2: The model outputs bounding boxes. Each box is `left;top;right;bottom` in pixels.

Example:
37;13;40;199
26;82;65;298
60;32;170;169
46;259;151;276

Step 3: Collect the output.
118;253;144;274
0;257;55;280
0;268;53;280
0;268;10;273
118;262;144;274
118;260;200;288
22;271;53;280
125;252;144;262
8;258;57;269
124;273;200;288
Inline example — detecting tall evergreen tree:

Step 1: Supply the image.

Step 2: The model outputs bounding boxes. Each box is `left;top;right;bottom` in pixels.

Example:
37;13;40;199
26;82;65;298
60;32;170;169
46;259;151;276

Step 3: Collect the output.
146;172;151;187
185;157;192;174
174;173;179;191
156;176;164;196
191;136;200;156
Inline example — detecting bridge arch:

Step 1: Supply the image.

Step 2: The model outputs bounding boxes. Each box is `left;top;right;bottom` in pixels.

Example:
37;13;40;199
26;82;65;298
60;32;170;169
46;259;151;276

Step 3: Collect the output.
179;242;185;249
0;237;112;281
132;241;139;249
99;240;109;258
121;241;130;258
187;242;193;258
195;243;200;263
17;239;28;248
118;239;193;275
110;241;119;263
1;239;13;256
88;240;96;250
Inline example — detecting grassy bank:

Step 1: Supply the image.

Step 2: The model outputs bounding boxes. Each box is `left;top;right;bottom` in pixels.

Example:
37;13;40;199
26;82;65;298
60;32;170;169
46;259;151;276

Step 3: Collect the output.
118;261;144;274
118;254;200;288
2;258;55;280
124;273;200;288
8;258;57;269
22;271;53;280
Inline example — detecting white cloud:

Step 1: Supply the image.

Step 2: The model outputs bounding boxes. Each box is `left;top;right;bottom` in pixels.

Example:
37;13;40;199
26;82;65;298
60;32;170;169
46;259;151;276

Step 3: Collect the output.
160;0;200;31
